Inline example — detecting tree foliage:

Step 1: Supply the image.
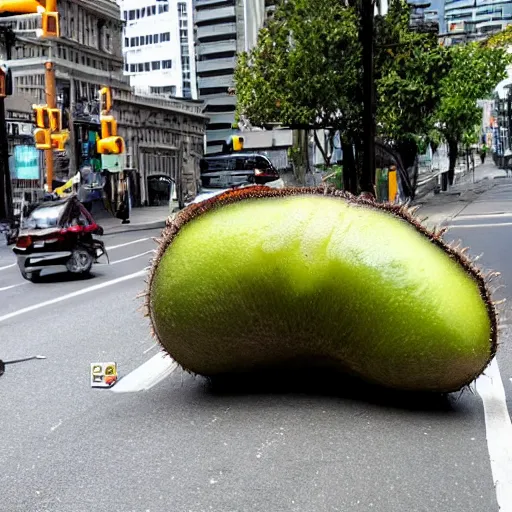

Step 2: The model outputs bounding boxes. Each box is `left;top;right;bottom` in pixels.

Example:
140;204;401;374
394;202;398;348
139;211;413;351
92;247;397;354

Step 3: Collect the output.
235;0;361;135
234;0;511;192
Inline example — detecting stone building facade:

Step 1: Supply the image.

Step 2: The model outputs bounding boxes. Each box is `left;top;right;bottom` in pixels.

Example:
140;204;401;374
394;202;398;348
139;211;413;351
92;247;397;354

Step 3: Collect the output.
0;0;206;205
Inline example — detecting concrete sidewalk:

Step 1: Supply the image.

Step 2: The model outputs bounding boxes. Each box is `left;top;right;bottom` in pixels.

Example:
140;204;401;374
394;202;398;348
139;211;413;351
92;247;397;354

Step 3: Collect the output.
94;205;169;235
413;161;511;230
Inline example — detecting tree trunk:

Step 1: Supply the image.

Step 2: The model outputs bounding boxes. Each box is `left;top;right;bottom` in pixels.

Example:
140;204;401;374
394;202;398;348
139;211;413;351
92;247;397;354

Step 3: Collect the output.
342;140;358;195
447;137;458;186
313;130;331;167
291;129;307;185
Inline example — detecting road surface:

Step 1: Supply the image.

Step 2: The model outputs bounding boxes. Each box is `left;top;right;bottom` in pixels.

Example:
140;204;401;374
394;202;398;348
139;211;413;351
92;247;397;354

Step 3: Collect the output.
1;188;511;512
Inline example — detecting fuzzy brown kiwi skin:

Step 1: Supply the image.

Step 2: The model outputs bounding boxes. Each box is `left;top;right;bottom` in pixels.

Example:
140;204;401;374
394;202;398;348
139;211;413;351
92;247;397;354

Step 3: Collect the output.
144;185;499;391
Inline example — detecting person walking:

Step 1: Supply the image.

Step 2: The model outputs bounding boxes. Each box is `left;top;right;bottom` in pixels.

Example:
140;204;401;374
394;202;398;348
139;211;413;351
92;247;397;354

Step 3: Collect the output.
480;143;488;165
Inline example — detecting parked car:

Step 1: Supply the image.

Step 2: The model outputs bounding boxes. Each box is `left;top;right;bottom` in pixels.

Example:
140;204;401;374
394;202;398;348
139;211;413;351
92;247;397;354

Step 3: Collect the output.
199;153;280;188
12;195;107;282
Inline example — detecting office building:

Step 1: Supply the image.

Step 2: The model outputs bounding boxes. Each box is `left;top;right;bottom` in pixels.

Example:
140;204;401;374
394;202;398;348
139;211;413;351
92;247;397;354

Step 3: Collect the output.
195;0;274;155
119;0;197;100
444;0;512;42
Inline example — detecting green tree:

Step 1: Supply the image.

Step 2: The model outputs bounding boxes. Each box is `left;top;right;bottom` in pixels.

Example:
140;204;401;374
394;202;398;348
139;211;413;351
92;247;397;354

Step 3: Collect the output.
375;0;448;177
234;0;362;190
435;43;510;184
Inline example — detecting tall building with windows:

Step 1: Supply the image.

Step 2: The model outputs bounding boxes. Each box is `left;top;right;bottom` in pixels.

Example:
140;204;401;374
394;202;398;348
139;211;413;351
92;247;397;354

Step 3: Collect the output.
444;0;512;41
119;0;197;100
195;0;274;155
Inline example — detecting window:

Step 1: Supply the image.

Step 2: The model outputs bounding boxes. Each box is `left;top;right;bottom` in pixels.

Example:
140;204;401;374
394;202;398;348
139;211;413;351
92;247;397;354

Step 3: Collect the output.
159;3;169;13
138;63;144;72
130;64;136;72
154;34;159;44
124;37;129;47
123;10;128;20
130;37;136;47
162;59;172;69
152;5;156;15
152;61;161;70
145;62;150;72
160;32;170;42
129;10;135;20
178;3;187;16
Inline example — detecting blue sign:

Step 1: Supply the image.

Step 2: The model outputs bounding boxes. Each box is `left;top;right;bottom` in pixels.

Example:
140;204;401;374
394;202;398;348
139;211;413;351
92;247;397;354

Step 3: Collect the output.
13;146;39;180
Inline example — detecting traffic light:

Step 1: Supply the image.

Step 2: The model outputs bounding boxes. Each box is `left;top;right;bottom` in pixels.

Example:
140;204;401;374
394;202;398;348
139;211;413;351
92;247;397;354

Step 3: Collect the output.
100;115;117;138
41;11;59;38
99;87;112;115
48;108;61;132
97;136;125;155
51;130;69;151
33;104;50;129
233;135;244;151
34;128;51;150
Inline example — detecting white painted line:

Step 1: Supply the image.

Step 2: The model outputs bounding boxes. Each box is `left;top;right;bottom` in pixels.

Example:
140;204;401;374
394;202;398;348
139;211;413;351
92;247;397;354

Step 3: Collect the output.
112;351;178;393
0;283;27;292
143;343;159;355
475;358;512;512
449;222;512;230
0;263;16;272
111;250;154;266
106;238;150;251
0;270;146;324
457;213;512;220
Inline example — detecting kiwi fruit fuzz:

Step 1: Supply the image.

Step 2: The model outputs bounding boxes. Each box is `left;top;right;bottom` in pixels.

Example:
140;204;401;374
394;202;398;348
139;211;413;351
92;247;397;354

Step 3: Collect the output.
145;186;498;393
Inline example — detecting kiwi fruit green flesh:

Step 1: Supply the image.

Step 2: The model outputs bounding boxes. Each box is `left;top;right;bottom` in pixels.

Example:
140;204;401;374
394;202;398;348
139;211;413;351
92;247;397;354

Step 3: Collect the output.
147;186;497;393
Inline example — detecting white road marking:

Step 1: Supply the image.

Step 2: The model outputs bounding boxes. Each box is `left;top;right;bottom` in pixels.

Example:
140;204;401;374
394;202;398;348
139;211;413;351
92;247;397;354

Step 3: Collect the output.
449;222;512;229
107;250;154;266
0;283;27;292
475;358;512;512
0;263;16;272
0;270;146;324
112;351;178;393
106;238;150;251
143;343;159;355
457;213;512;220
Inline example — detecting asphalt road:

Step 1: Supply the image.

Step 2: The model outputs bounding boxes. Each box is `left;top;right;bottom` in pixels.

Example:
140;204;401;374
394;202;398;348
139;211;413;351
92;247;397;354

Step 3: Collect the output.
0;188;511;512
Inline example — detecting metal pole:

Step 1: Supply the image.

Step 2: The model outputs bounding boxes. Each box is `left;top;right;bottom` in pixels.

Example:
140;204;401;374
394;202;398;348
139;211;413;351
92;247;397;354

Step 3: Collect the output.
361;0;376;194
45;57;56;192
0;28;14;223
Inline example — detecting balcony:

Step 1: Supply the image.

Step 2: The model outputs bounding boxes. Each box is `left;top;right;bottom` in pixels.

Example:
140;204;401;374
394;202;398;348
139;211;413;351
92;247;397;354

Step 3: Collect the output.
197;40;237;56
197;57;236;74
206;112;236;125
195;6;236;24
198;74;233;89
197;23;237;41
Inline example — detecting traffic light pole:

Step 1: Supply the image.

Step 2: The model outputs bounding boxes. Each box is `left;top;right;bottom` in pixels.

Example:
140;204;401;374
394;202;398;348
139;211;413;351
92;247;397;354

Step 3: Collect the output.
0;27;14;224
45;59;56;192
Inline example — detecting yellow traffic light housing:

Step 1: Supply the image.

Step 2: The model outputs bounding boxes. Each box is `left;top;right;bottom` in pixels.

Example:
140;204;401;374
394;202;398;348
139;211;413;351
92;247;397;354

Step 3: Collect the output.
33;104;50;129
51;130;69;151
97;136;125;155
0;1;45;14
233;135;244;151
41;11;60;38
99;87;113;115
100;115;117;138
48;108;61;132
34;128;51;150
